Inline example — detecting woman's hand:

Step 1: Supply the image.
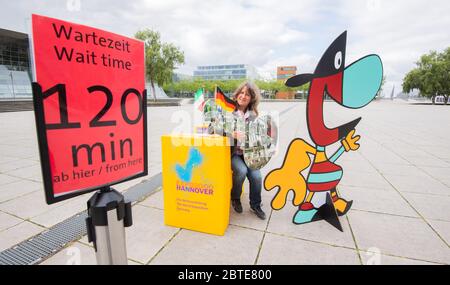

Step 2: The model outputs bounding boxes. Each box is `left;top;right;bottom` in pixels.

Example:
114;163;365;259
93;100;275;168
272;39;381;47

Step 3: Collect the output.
232;131;245;140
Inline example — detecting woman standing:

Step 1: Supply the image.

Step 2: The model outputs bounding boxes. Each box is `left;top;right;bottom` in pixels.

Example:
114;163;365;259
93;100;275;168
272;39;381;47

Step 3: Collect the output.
229;81;266;220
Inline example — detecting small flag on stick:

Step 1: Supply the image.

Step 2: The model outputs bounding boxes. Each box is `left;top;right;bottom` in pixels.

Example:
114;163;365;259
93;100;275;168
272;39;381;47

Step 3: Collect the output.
215;86;236;113
194;88;206;111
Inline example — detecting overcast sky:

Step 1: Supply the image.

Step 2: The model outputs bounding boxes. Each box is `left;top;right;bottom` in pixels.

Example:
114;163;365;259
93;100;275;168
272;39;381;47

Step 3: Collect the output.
1;0;449;96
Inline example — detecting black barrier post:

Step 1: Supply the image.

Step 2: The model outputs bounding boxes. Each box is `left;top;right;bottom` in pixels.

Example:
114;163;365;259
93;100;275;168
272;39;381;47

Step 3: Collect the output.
85;186;133;265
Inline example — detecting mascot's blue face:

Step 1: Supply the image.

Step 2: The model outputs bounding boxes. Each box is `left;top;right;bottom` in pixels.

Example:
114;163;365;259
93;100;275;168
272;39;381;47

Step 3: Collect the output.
286;31;383;146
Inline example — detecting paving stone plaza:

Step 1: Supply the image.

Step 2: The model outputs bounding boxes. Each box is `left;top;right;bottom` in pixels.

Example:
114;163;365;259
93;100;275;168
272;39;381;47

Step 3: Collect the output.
0;100;449;265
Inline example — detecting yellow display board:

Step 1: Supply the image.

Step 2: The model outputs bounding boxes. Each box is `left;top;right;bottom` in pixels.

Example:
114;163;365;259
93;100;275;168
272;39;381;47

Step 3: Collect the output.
161;134;232;236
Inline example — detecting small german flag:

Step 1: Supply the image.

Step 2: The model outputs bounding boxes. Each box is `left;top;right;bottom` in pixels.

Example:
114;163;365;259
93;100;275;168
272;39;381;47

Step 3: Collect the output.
215;87;236;113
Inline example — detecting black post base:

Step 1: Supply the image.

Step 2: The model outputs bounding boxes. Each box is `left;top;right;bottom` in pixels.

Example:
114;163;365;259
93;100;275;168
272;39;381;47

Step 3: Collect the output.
314;192;343;232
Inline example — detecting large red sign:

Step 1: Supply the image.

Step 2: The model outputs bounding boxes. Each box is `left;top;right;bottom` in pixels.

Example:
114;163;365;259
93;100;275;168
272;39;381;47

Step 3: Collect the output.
31;14;147;204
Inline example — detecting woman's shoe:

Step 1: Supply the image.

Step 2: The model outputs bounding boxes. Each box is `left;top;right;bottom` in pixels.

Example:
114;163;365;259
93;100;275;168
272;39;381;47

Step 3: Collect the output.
251;206;266;220
232;199;243;213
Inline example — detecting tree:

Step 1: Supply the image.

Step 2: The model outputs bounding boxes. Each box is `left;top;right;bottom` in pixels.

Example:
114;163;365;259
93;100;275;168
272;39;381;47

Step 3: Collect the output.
403;48;450;104
163;79;309;99
135;29;185;101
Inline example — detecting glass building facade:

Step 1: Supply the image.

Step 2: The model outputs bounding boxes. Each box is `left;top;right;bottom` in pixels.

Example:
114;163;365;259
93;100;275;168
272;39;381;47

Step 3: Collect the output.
193;64;258;81
0;28;32;99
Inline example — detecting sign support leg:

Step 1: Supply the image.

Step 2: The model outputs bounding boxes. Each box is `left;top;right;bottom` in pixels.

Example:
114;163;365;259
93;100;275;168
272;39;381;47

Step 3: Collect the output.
85;186;133;265
314;192;343;232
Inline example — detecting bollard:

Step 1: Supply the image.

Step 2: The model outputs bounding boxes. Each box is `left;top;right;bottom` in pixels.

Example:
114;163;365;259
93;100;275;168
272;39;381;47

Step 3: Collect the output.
85;186;133;265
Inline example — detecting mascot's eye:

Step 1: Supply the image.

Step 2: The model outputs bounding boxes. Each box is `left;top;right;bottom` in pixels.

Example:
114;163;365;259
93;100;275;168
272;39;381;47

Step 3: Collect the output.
334;51;342;69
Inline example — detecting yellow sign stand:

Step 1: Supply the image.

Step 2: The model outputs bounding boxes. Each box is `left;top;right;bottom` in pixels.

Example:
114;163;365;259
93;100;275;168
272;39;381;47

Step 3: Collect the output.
161;134;232;236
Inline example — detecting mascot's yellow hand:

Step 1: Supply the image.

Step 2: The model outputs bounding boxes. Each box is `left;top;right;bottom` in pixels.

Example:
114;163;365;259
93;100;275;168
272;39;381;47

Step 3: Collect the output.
264;139;315;210
341;129;360;152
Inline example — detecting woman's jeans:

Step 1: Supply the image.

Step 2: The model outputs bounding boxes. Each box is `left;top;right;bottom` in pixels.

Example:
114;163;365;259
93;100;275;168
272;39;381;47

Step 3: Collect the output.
231;154;262;208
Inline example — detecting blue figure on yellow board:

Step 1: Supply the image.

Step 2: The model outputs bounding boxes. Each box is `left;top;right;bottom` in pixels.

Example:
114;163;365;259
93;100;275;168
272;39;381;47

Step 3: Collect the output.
264;31;383;229
175;147;203;182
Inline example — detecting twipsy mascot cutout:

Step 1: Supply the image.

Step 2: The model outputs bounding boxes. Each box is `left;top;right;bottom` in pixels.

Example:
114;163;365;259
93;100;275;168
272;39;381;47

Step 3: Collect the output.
264;31;383;231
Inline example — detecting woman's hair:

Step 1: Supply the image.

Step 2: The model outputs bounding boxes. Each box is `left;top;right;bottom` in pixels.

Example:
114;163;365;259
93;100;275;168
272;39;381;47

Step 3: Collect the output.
232;81;261;116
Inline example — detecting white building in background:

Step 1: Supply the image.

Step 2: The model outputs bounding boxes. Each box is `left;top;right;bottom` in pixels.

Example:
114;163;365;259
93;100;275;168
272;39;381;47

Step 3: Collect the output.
193;64;259;81
0;28;32;99
173;73;193;82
